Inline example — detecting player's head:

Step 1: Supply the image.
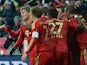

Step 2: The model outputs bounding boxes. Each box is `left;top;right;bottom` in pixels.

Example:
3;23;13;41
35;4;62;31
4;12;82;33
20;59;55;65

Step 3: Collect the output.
56;5;65;14
30;6;42;18
41;7;49;16
47;7;58;19
20;5;30;21
64;5;77;18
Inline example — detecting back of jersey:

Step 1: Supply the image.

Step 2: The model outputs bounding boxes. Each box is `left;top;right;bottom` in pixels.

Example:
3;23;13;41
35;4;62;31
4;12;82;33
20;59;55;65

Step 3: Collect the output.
47;19;68;52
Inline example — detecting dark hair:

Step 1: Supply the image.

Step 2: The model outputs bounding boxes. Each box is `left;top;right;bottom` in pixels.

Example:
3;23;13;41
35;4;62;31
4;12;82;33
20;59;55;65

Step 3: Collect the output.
56;5;65;12
31;6;42;18
65;5;77;14
41;7;49;16
48;7;58;18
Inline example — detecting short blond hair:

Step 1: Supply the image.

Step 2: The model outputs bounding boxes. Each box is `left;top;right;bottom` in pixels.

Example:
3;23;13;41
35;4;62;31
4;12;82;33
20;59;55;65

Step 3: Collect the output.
20;5;30;12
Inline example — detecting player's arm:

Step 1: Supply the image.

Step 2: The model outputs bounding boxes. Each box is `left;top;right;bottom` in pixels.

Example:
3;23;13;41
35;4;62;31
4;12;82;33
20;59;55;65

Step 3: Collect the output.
22;31;39;62
68;18;81;31
13;32;24;49
74;15;85;30
4;25;21;38
9;29;21;38
78;15;87;30
9;25;23;38
10;32;24;55
25;37;38;54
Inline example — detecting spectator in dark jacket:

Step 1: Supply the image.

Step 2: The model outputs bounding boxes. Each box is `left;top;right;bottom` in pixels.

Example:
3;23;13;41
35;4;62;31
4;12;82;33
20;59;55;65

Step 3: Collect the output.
1;1;16;28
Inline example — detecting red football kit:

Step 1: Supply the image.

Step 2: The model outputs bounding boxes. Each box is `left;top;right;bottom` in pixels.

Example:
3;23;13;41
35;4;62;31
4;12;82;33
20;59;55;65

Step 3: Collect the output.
47;19;69;65
25;18;56;65
47;18;79;65
25;17;79;65
7;22;36;65
68;17;82;65
77;30;87;65
68;15;87;65
76;16;87;65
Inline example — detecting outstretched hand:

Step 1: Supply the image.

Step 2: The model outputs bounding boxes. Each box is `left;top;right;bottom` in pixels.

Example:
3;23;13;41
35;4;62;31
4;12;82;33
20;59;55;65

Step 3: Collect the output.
4;25;11;32
21;53;28;62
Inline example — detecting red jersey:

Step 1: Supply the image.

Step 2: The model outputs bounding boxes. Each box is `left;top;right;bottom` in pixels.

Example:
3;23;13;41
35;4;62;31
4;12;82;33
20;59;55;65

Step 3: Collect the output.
68;17;79;31
27;17;80;53
13;25;27;49
26;18;56;53
47;18;79;52
68;15;87;48
77;30;87;48
47;19;68;52
76;16;87;48
9;27;21;38
9;24;32;49
75;15;87;48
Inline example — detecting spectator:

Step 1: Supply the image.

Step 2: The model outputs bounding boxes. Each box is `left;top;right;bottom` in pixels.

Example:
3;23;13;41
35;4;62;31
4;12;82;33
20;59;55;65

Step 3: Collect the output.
0;17;7;37
0;0;5;5
12;16;20;31
0;5;4;15
1;1;16;28
0;1;18;37
15;0;24;6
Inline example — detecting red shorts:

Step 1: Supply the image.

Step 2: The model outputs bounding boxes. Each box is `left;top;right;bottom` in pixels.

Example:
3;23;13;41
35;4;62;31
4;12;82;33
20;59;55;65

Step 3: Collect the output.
34;51;56;65
29;48;36;65
55;51;68;65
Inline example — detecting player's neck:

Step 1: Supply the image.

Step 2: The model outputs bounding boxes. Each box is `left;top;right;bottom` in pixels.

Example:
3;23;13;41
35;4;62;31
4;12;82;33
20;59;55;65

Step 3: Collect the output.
26;18;31;24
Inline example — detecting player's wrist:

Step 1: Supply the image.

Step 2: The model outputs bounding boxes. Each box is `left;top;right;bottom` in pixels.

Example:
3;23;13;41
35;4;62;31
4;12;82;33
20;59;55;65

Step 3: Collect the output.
24;51;29;55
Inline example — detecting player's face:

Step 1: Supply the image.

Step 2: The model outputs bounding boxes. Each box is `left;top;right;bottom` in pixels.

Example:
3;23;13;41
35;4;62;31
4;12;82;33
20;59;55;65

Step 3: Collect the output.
21;9;30;21
64;10;70;18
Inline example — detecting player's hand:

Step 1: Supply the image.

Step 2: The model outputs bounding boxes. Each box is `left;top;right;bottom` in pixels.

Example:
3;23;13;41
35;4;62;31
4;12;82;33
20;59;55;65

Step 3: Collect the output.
10;48;15;56
4;25;11;32
22;53;28;62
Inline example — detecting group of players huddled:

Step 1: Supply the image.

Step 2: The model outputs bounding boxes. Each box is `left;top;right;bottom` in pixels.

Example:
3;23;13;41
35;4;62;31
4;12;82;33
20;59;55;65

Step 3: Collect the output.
4;4;87;65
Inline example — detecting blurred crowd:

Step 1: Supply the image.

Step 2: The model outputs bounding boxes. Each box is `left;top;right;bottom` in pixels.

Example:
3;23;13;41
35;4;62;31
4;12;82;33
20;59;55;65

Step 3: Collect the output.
0;0;87;55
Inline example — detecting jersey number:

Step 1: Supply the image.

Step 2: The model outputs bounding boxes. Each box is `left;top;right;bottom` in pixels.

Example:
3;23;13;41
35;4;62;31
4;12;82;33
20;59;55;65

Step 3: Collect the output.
48;22;63;38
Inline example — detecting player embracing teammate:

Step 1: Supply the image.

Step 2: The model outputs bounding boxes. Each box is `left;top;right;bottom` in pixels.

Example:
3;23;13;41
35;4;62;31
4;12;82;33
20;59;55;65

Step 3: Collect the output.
5;4;87;65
